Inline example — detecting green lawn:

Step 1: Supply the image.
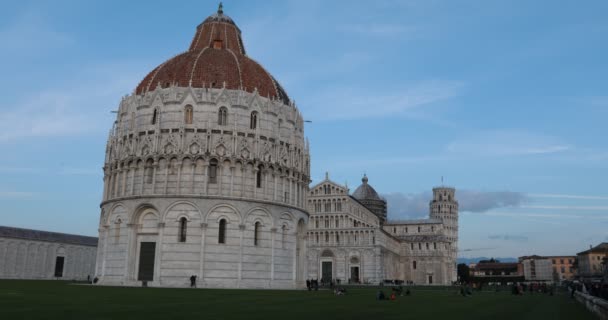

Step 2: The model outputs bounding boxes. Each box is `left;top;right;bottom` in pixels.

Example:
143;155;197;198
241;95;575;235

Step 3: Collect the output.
0;280;595;320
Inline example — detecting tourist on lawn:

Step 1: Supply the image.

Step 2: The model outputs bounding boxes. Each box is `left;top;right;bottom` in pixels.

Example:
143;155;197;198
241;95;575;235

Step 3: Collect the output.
377;290;386;300
190;275;197;288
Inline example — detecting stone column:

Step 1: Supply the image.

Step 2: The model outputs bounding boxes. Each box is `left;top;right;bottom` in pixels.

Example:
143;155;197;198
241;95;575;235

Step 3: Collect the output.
218;165;223;196
273;171;278;201
238;224;246;287
163;162;169;194
140;163;146;195
281;174;286;203
100;226;109;277
190;163;196;194
201;164;208;195
156;222;165;285
121;167;127;197
263;169;269;200
176;161;183;194
230;165;235;196
270;227;277;285
240;166;246;198
253;168;259;199
124;223;137;283
151;164;158;194
129;163;136;195
199;223;207;285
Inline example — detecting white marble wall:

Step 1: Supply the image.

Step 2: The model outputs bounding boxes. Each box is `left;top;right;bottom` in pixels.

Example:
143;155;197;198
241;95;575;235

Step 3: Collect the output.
0;237;96;280
96;197;308;288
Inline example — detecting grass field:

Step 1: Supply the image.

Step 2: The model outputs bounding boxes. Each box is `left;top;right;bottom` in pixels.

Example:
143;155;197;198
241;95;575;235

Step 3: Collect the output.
0;280;595;320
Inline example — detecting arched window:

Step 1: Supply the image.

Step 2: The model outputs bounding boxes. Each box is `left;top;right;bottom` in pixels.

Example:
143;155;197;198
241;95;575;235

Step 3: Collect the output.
250;111;258;130
315;219;319;228
178;217;187;242
413;261;417;270
254;222;260;246
336;234;340;244
433;242;437;250
325;233;329;243
208;159;218;184
411;243;414;250
256;165;263;188
218;219;226;244
151;108;158;125
218;107;228;126
184;105;193;124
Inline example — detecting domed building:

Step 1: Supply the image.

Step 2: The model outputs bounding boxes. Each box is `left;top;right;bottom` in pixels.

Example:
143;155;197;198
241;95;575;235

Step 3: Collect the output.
352;174;387;223
95;4;310;289
307;174;458;285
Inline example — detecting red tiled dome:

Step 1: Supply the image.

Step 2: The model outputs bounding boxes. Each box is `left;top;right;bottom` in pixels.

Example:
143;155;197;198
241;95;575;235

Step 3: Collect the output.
135;6;290;105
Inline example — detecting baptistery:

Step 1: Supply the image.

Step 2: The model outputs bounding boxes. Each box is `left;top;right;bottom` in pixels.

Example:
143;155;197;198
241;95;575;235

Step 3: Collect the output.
95;5;310;288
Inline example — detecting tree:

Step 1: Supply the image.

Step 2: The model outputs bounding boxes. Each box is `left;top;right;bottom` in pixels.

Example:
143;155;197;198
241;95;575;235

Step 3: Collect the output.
457;263;471;283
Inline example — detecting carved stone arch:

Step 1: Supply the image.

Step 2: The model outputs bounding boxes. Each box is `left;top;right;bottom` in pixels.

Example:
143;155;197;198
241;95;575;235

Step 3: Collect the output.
320;249;334;258
278;211;295;230
244;207;273;228
205;204;242;224
162;200;204;223
107;203;128;226
131;203;160;225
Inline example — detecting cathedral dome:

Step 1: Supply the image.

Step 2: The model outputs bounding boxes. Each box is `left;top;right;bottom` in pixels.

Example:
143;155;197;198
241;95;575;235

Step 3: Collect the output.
352;174;382;201
135;4;290;105
352;174;388;223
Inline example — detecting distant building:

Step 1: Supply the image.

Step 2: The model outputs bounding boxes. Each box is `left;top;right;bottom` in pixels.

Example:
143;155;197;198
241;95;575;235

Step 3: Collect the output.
546;256;576;282
519;256;553;282
306;174;458;285
577;243;608;281
469;259;524;284
0;226;97;280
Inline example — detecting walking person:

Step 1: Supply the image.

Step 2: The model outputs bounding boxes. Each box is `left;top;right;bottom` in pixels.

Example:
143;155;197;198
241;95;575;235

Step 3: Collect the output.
190;275;197;288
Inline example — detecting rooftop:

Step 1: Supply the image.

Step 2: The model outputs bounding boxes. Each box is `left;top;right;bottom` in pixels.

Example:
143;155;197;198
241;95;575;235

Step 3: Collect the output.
0;226;98;247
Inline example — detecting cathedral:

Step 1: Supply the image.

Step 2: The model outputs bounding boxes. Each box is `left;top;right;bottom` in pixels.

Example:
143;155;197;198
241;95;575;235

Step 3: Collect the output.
94;5;458;288
307;174;458;285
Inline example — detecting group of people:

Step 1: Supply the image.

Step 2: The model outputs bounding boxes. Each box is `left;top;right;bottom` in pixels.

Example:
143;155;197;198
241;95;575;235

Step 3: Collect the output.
376;286;410;300
510;282;555;296
570;282;608;300
305;279;320;291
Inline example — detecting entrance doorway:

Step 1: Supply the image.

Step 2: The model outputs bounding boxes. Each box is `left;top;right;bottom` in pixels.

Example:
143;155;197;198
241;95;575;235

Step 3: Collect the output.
350;266;359;283
321;261;332;284
428;275;433;284
137;242;156;281
54;257;64;277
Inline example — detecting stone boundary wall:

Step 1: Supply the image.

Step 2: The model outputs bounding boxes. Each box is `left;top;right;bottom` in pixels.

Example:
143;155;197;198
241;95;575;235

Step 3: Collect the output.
575;291;608;320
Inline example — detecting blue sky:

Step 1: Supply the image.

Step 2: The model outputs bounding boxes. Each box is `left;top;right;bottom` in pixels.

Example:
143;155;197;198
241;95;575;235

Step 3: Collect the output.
0;0;607;258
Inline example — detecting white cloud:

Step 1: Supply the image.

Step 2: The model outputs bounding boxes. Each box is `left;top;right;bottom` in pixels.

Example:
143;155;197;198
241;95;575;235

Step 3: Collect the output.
521;205;608;211
528;193;608;201
0;64;142;143
446;130;570;157
384;189;528;219
306;80;464;121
